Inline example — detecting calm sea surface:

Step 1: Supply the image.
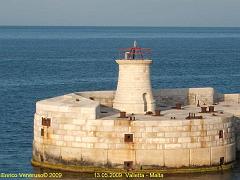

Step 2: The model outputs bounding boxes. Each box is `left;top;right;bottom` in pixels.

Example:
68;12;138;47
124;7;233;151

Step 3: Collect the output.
0;26;240;179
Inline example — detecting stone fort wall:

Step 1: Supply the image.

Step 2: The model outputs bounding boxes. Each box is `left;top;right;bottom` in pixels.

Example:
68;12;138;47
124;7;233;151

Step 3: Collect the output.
33;115;235;168
33;96;236;169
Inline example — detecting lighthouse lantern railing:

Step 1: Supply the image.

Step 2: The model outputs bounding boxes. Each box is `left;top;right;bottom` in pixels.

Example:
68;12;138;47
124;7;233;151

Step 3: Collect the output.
118;41;151;60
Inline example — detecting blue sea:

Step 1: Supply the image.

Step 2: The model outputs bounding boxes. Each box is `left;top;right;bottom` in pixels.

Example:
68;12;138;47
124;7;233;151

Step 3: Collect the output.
0;26;240;179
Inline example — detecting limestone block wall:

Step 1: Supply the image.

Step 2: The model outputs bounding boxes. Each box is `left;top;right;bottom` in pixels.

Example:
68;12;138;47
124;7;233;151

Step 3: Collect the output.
234;117;240;151
188;88;214;106
153;88;188;107
216;93;240;104
36;94;101;120
77;91;115;107
153;87;214;107
33;108;235;168
216;97;240;152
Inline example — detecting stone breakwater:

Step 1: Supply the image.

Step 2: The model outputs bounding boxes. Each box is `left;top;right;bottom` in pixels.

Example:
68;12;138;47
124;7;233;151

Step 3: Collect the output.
32;87;240;171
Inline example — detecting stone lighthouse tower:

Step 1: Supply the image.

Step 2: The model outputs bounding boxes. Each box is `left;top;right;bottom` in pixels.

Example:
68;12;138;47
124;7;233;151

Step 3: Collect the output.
113;41;155;114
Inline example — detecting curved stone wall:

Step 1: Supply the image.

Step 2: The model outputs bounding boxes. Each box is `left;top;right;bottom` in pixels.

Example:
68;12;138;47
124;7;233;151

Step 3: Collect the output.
33;104;235;169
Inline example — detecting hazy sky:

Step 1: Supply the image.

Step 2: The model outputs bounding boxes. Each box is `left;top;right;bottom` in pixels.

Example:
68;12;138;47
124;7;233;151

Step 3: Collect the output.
0;0;240;27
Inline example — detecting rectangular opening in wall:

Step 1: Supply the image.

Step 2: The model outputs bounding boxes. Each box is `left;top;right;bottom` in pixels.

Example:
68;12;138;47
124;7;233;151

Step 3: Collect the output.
220;157;224;165
120;111;126;118
124;134;133;143
124;161;133;170
41;128;44;136
40;155;44;162
219;130;223;138
42;117;51;127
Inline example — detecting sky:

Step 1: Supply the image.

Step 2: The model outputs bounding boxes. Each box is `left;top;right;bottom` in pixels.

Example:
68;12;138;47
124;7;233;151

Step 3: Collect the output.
0;0;240;27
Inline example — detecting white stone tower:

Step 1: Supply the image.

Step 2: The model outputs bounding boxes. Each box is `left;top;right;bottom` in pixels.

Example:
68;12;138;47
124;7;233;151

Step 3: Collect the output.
113;41;155;114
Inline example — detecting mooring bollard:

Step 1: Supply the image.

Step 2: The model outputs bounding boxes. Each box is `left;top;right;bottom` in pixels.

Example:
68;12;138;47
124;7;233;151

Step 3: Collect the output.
201;107;207;113
209;106;215;113
155;110;161;116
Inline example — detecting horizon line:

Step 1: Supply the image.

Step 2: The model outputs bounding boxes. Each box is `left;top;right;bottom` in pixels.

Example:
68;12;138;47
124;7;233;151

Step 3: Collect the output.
0;25;240;28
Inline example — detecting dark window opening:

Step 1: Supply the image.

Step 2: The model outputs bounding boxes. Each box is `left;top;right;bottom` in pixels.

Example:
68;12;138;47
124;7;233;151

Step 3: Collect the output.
40;155;44;162
124;134;133;143
124;161;133;170
220;157;224;165
42;117;51;127
41;128;44;136
143;93;147;112
219;130;223;138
